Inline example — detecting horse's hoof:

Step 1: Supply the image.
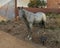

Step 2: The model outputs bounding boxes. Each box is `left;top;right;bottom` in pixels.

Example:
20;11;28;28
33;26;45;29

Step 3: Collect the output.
27;35;32;40
28;37;32;40
25;35;32;41
25;37;32;41
27;35;30;38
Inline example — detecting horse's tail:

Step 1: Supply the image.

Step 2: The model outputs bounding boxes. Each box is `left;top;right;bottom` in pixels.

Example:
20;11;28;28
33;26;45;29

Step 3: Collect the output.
42;13;46;22
41;16;46;28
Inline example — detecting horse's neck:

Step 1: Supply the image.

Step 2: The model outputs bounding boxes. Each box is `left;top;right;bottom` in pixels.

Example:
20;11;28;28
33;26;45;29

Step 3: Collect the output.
23;9;35;21
23;9;30;17
23;9;28;13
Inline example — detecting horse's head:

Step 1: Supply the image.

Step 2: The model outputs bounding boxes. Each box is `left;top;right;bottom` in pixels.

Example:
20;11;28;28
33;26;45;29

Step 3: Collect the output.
18;7;23;10
18;7;25;18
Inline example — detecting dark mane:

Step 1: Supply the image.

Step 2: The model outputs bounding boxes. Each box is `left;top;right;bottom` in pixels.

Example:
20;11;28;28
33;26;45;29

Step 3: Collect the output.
22;10;30;29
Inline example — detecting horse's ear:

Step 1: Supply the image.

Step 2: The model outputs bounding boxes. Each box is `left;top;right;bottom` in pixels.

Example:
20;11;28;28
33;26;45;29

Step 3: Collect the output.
18;7;23;10
18;7;20;9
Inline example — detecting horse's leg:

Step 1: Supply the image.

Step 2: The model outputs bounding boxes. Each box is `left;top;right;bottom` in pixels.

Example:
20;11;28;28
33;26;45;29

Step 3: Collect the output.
43;22;46;29
27;23;33;40
23;19;32;40
29;23;33;29
41;20;46;32
40;20;45;28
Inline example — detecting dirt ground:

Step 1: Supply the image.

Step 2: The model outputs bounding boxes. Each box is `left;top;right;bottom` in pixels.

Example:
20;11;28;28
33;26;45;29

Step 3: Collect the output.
0;16;60;48
0;31;38;48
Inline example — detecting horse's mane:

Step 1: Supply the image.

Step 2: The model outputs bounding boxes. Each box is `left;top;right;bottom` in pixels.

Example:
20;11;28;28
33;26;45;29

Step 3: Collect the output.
21;9;30;29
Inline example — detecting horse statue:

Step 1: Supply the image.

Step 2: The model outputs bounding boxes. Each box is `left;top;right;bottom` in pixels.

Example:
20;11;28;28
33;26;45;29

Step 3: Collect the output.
18;7;47;40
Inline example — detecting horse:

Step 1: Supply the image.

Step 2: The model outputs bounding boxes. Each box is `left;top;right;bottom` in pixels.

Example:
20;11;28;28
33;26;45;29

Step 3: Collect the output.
18;7;47;40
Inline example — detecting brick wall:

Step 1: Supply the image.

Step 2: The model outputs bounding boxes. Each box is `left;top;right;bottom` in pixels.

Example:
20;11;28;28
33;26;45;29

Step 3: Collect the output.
17;7;60;16
23;8;60;13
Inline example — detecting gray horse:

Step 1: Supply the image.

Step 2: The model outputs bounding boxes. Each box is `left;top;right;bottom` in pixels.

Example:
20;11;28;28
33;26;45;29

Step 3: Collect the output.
18;7;47;40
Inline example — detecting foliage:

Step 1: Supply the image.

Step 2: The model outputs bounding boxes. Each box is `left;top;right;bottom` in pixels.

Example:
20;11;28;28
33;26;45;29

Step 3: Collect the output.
41;0;47;7
28;0;47;8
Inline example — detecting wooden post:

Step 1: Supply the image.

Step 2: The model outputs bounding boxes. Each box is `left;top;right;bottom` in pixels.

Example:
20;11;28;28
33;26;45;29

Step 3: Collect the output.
15;0;18;21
